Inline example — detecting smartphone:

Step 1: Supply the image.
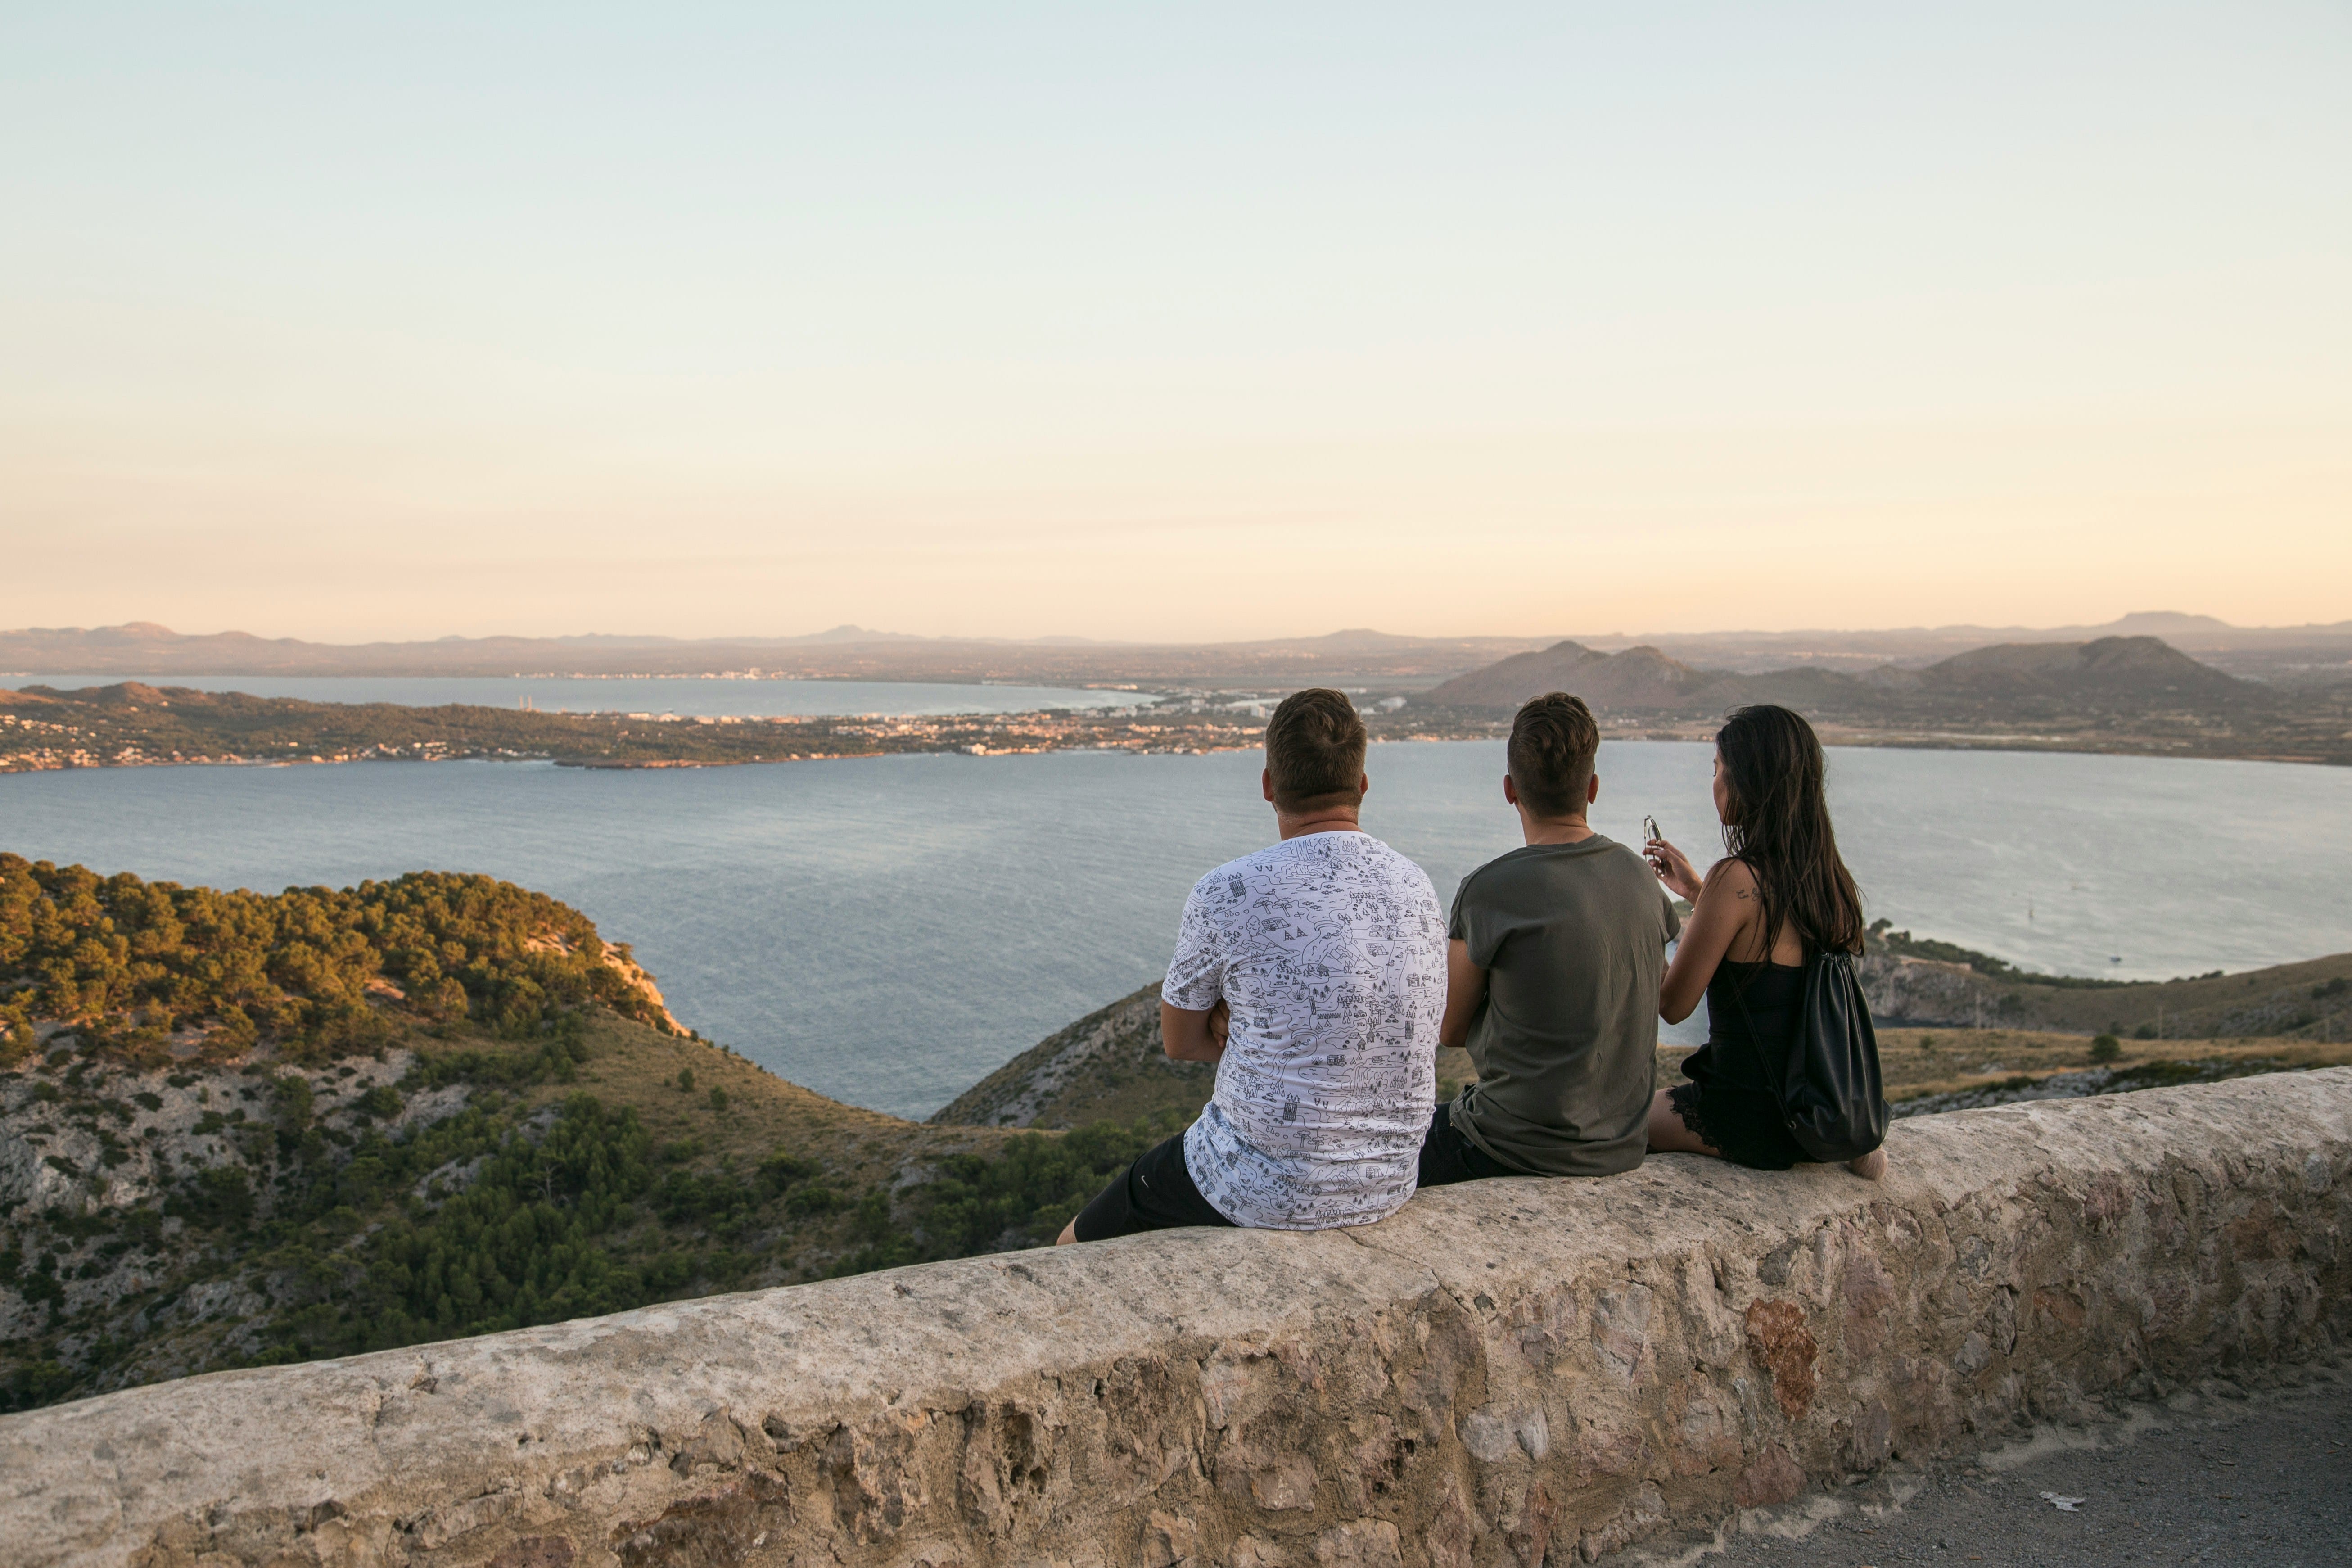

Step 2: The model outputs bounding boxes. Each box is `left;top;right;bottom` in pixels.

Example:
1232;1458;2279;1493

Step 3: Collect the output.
1643;814;1661;844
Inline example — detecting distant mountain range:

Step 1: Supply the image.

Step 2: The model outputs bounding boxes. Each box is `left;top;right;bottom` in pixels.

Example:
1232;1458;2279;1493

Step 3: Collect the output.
1589;610;2352;660
1572;613;2352;690
2;612;2346;687
0;622;1553;684
1418;634;2271;714
1413;631;2351;763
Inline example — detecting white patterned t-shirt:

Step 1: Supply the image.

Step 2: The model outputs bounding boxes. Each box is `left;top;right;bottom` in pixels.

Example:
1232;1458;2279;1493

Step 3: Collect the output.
1164;830;1447;1230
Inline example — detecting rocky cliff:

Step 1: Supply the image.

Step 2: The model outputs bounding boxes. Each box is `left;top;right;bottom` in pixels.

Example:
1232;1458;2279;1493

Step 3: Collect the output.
1857;949;2352;1039
928;985;1187;1129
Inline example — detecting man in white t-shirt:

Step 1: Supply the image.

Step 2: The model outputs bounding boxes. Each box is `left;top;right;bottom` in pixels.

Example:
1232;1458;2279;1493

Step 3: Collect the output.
1057;687;1447;1241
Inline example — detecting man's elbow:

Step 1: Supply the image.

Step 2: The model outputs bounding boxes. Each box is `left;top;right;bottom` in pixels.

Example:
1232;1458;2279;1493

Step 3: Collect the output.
1160;1025;1211;1062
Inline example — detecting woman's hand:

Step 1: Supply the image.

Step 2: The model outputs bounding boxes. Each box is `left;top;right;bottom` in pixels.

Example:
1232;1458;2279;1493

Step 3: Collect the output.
1208;998;1231;1051
1645;837;1703;902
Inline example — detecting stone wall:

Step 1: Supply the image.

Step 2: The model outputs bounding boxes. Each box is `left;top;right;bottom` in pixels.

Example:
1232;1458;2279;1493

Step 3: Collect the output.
6;1069;2347;1568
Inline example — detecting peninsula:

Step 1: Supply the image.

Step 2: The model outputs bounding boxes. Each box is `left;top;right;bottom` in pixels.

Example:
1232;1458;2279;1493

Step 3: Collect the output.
0;857;1185;1412
0;683;1296;774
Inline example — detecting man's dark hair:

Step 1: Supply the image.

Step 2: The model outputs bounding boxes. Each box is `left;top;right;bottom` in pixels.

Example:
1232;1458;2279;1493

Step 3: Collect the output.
1507;692;1600;819
1265;688;1368;811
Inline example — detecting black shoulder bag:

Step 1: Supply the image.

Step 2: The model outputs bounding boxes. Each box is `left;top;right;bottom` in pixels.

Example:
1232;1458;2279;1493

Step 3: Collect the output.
1729;948;1889;1163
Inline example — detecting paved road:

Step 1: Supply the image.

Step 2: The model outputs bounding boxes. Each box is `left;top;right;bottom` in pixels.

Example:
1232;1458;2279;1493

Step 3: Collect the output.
1603;1366;2351;1568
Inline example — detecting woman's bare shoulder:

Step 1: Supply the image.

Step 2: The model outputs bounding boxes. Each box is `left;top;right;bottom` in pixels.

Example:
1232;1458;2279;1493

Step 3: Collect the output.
1699;855;1758;899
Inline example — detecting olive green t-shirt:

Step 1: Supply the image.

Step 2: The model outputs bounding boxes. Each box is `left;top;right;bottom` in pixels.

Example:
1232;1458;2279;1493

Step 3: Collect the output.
1446;835;1682;1177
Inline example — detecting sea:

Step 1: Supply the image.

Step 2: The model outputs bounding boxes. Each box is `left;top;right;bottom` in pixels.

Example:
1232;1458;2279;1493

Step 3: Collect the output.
6;718;2349;1118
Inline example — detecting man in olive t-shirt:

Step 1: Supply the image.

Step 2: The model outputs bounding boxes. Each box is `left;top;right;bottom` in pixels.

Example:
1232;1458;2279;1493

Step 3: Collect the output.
1418;692;1682;1185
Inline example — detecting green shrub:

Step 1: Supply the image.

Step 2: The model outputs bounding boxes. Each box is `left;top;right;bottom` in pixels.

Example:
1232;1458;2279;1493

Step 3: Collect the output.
2090;1034;2122;1063
755;1152;817;1195
355;1085;405;1120
3;1361;77;1410
0;857;679;1064
168;1166;256;1229
784;1184;843;1217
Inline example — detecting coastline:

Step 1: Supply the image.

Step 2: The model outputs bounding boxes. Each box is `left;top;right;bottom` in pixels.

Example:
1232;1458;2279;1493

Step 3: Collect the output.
5;678;2348;774
6;728;2344;775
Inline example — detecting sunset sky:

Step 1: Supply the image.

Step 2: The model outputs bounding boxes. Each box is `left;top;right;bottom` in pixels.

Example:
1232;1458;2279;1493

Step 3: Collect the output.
5;4;2348;642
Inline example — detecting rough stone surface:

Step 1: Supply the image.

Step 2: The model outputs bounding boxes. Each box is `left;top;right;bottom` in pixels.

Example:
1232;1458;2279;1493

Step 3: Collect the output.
3;1069;2347;1568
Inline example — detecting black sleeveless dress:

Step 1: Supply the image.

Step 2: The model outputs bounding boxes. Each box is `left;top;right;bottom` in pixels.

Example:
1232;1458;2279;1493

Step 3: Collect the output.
1667;959;1810;1170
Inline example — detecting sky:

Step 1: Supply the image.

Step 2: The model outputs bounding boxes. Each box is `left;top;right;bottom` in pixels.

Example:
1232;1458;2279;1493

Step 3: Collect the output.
3;3;2348;643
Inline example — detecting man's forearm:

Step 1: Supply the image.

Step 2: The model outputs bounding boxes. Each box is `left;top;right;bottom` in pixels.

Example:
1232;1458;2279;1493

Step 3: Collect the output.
1161;1001;1225;1062
1438;940;1486;1048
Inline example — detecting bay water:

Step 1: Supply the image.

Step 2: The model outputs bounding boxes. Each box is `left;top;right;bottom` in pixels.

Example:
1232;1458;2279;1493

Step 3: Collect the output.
15;673;1149;718
4;741;2347;1119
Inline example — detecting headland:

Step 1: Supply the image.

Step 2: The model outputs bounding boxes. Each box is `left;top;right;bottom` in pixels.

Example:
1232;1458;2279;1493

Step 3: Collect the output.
4;855;2347;1419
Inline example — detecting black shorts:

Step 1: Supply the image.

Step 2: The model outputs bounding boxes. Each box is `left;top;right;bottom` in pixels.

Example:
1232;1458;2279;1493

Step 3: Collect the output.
1415;1099;1532;1188
1070;1131;1237;1242
1667;1080;1807;1171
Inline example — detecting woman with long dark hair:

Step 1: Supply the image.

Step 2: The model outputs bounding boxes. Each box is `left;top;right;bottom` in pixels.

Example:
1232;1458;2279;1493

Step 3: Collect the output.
1642;705;1886;1178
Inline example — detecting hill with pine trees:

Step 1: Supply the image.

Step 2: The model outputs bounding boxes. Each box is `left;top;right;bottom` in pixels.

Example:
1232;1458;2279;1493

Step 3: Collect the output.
0;856;1178;1412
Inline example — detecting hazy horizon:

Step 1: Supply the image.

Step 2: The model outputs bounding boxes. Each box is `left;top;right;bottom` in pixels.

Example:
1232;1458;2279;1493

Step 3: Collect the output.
7;5;2348;641
5;606;2347;651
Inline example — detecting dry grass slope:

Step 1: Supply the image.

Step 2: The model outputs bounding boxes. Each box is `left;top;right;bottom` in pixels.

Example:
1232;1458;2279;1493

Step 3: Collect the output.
933;953;2352;1134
